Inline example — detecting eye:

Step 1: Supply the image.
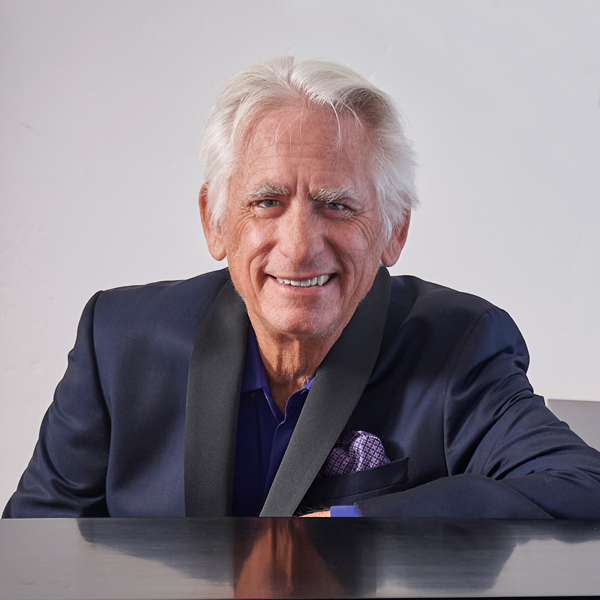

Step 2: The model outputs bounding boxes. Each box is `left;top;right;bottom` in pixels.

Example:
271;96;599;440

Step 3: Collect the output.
254;198;280;209
325;201;348;212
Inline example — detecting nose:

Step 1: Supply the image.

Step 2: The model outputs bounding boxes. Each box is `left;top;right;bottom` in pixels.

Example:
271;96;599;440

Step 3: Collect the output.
277;199;325;265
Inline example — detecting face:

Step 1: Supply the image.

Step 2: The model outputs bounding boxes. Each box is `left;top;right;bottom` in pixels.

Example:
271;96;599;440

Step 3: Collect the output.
200;107;409;344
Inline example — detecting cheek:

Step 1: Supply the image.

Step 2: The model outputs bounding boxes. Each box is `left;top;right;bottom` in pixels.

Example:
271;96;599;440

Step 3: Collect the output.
225;223;275;279
246;225;274;252
334;229;382;268
224;215;261;253
241;221;280;267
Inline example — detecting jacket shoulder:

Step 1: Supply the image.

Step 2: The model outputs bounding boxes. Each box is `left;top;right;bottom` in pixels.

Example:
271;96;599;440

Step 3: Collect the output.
389;275;497;318
93;268;231;323
383;275;520;359
87;268;232;365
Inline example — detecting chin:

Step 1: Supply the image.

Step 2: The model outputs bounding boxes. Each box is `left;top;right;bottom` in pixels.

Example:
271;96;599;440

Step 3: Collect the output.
266;310;341;340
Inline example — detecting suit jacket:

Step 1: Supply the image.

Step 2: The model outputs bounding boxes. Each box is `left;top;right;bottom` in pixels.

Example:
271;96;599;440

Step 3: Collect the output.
5;268;600;519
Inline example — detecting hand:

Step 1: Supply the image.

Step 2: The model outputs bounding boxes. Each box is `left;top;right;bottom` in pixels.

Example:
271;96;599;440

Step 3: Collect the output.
301;510;330;517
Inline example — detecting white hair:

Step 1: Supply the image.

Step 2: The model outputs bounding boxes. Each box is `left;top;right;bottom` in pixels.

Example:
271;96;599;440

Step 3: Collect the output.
200;56;418;240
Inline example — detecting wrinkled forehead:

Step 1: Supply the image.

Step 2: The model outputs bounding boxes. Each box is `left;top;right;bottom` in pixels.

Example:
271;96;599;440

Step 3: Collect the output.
234;105;374;170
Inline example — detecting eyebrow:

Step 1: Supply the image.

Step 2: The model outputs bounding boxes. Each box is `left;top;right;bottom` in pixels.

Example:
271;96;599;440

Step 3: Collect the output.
246;183;356;204
310;187;355;204
247;183;290;200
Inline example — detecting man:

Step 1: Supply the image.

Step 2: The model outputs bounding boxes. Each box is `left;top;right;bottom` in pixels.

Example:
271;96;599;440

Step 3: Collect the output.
4;57;600;519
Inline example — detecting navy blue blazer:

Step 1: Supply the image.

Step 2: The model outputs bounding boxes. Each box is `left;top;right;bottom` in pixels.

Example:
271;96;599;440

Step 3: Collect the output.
4;268;600;519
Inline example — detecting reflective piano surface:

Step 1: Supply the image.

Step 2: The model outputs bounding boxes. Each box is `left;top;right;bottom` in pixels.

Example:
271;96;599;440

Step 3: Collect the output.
1;517;600;599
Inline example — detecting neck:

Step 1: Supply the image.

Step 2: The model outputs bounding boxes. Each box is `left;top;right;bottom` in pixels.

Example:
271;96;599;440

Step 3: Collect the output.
251;324;338;414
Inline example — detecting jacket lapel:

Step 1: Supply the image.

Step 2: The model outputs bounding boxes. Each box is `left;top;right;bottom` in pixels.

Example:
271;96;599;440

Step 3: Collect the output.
184;277;248;516
260;267;392;516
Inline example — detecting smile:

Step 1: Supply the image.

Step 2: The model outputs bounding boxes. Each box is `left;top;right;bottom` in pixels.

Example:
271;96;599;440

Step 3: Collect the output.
275;274;332;287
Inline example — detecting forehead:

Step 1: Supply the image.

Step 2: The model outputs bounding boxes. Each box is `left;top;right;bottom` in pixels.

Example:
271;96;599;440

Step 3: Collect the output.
234;107;374;188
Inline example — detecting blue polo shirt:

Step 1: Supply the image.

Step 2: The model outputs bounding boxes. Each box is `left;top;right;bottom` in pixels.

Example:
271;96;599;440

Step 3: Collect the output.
232;327;313;516
232;326;361;517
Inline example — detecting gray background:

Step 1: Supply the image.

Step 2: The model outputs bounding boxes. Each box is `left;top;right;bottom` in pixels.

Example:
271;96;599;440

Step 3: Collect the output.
1;0;599;508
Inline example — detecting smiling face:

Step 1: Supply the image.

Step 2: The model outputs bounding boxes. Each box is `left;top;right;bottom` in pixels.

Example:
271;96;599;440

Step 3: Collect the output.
200;107;409;345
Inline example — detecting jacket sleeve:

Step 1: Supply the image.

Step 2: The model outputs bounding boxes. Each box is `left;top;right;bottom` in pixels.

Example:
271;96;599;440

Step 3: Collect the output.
3;293;111;518
357;307;600;519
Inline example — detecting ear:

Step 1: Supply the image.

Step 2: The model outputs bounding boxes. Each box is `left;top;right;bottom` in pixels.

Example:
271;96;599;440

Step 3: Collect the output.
381;211;411;267
199;183;227;261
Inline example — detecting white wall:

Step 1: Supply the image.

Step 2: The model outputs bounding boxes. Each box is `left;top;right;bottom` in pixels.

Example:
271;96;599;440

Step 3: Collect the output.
1;0;599;509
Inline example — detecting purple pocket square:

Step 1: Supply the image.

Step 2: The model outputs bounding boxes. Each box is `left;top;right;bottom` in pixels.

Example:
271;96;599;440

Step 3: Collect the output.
320;430;390;477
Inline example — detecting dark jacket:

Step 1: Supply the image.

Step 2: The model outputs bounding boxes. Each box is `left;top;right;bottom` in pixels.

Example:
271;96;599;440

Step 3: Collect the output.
5;268;600;519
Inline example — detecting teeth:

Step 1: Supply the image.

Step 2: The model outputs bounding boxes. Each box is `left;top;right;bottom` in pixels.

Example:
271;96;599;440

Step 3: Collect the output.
276;274;331;287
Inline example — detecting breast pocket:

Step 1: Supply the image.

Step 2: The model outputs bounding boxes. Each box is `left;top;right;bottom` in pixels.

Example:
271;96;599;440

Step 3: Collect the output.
299;457;410;512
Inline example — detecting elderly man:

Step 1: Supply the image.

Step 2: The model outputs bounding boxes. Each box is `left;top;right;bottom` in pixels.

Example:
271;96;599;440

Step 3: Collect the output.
4;57;600;519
